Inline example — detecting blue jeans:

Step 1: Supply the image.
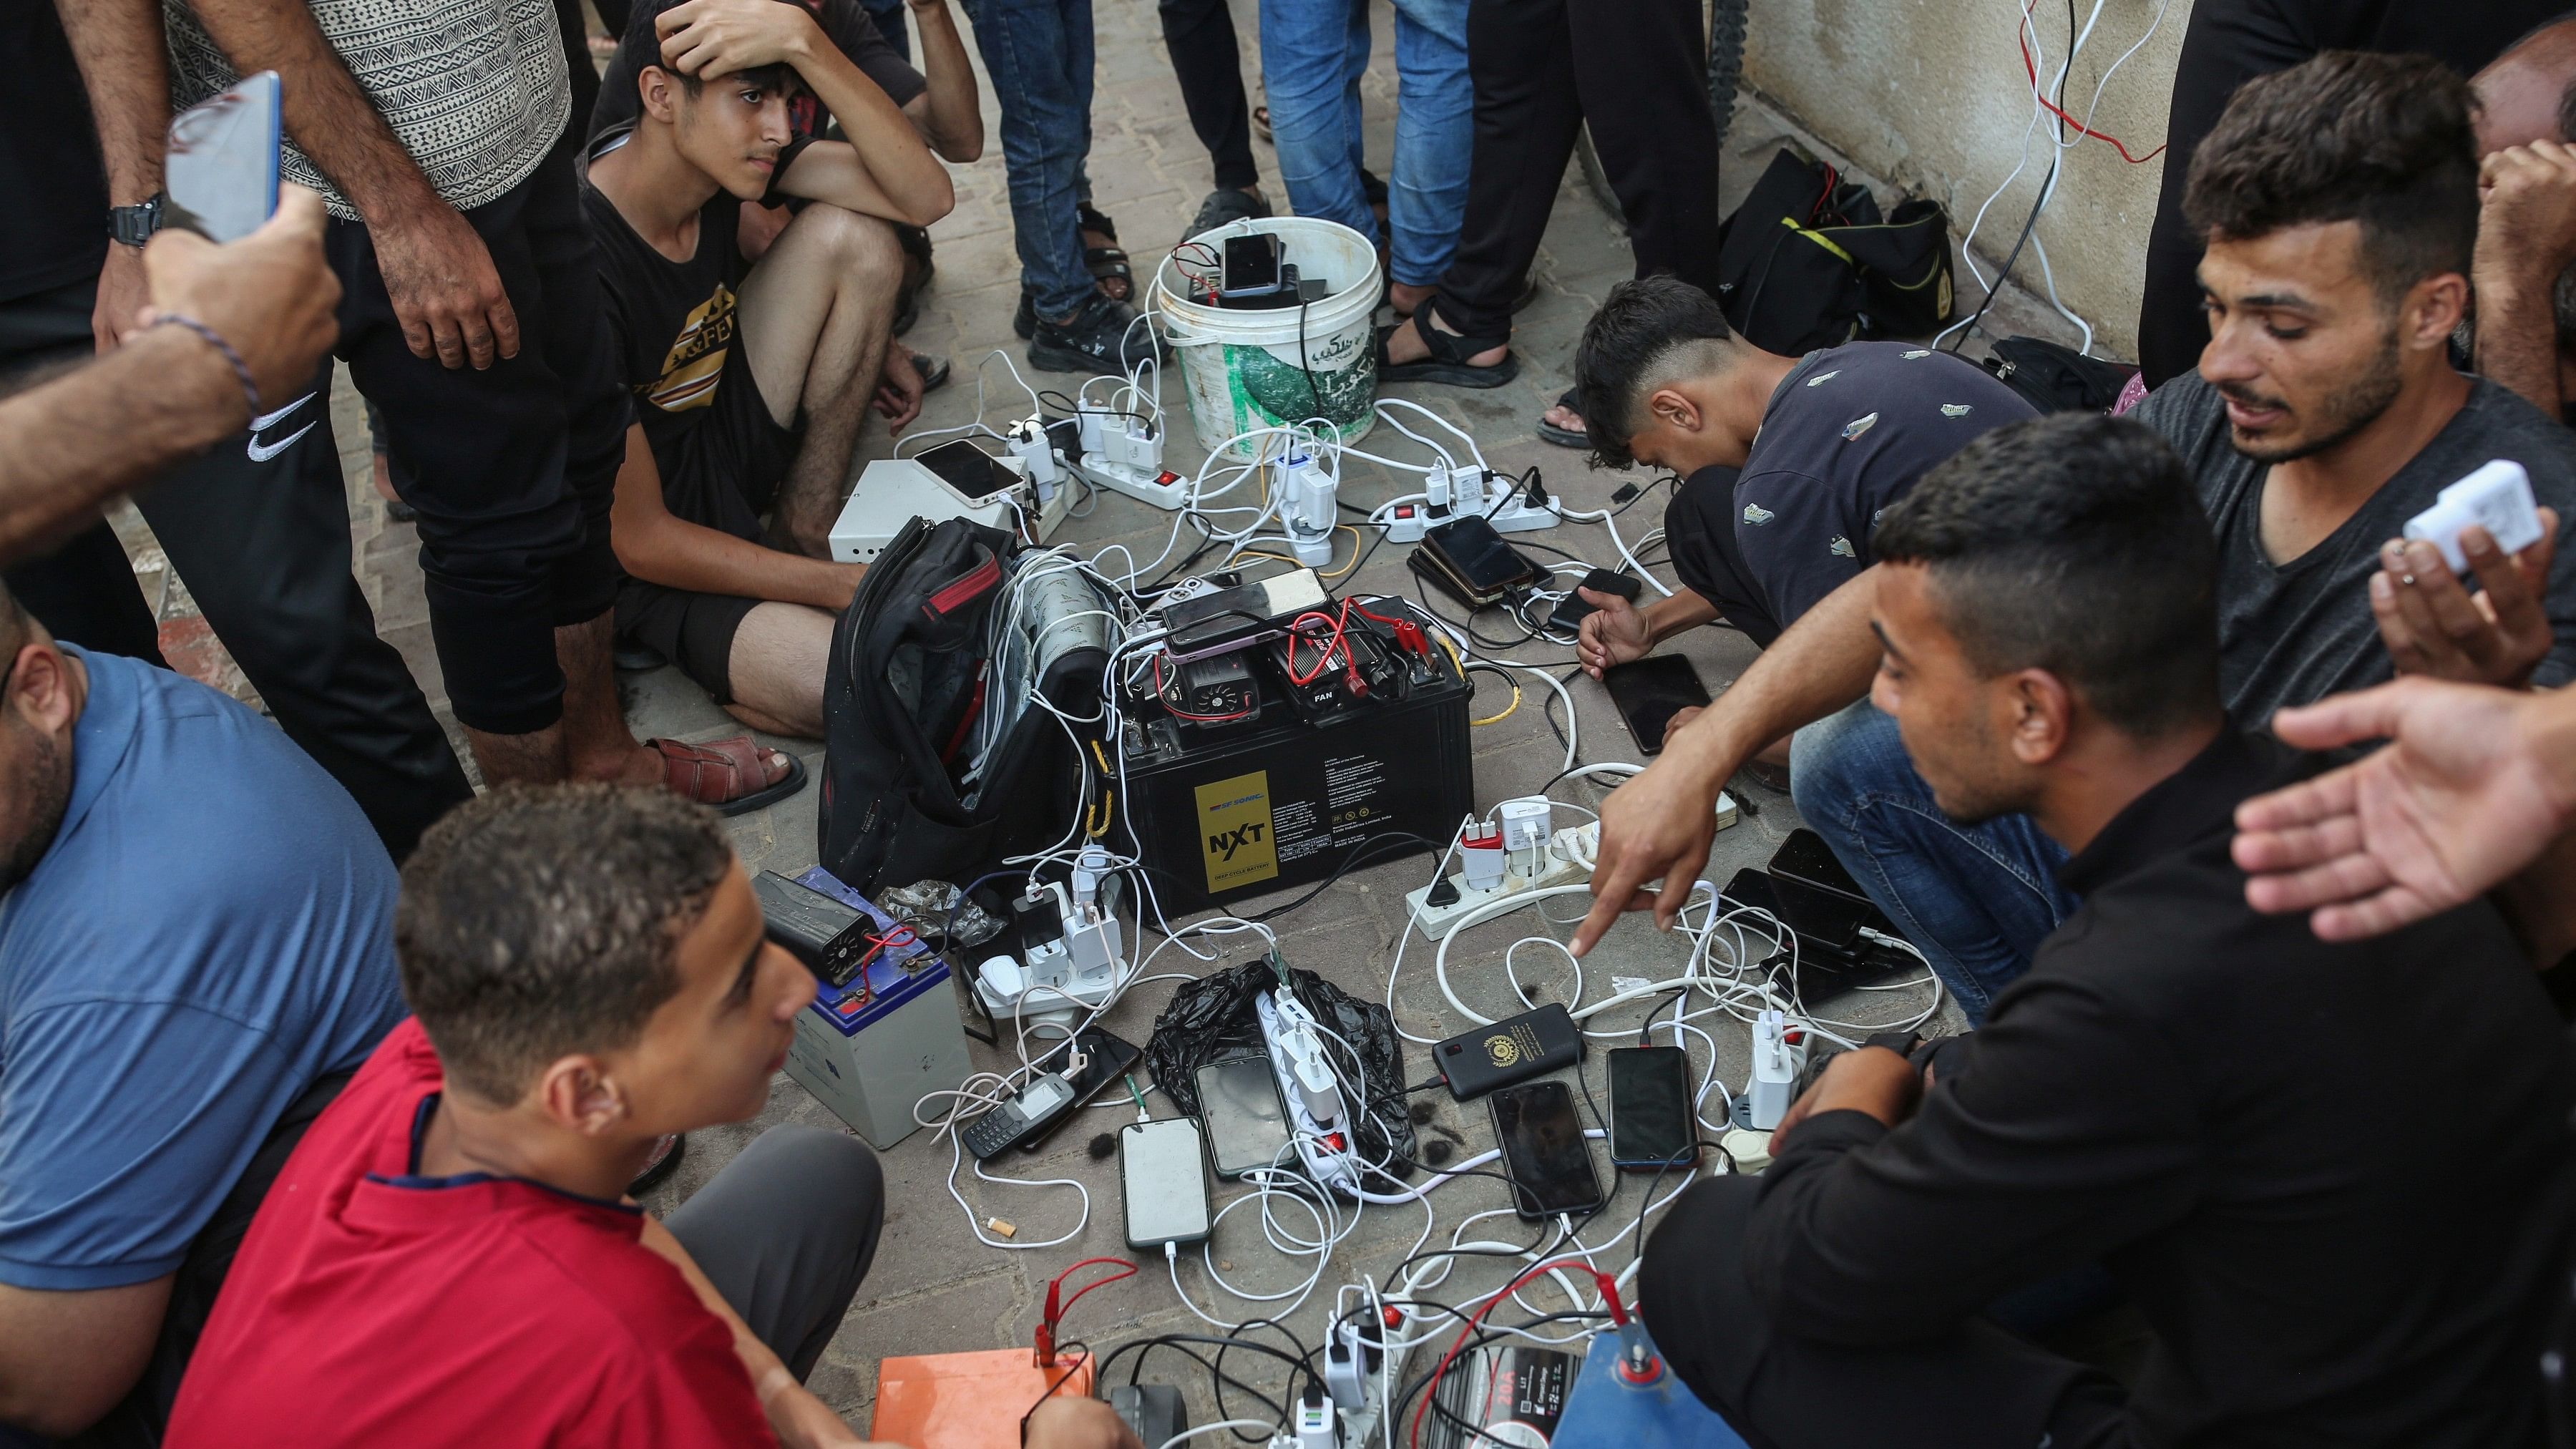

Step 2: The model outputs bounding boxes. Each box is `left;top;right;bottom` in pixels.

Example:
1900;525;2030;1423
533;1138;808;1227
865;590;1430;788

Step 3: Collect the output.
958;0;1099;316
1790;702;2079;1023
1257;0;1471;286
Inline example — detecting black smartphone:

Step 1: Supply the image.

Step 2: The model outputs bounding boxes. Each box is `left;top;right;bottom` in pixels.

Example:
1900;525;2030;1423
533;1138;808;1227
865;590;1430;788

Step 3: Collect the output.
1016;1028;1141;1153
1194;1052;1294;1178
1222;233;1283;293
1602;655;1712;756
1422;517;1539;596
1549;568;1642;632
1607;1047;1697;1172
1489;1080;1604;1220
916;439;1019;500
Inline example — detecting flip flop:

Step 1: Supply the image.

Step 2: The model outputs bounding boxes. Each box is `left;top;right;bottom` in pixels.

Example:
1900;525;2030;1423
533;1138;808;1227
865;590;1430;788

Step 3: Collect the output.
1190;186;1271;238
1375;308;1518;389
1536;388;1587;449
651;735;807;816
912;351;953;394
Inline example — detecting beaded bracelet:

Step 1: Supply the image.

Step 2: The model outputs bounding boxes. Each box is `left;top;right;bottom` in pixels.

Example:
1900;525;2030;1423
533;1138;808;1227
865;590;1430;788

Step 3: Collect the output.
152;313;263;425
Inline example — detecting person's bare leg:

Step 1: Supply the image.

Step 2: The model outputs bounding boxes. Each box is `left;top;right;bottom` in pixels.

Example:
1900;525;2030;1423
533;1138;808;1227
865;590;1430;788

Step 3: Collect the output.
557;610;668;785
1388;280;1435;316
721;601;836;739
736;205;906;558
464;721;570;786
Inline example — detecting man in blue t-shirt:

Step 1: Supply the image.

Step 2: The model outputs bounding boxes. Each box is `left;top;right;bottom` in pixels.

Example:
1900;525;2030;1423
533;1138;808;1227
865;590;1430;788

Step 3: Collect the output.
0;582;403;1443
1567;275;2035;749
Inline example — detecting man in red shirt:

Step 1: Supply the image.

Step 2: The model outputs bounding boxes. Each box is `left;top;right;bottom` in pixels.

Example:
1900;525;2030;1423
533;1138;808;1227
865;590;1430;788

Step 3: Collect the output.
160;785;1130;1448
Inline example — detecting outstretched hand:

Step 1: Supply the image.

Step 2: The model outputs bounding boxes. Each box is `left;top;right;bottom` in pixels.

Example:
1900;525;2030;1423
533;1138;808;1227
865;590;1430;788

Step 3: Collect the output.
2233;678;2576;940
1569;746;1723;955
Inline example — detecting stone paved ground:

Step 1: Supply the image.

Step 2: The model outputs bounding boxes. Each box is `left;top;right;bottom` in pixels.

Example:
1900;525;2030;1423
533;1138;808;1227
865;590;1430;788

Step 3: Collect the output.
108;0;2095;1429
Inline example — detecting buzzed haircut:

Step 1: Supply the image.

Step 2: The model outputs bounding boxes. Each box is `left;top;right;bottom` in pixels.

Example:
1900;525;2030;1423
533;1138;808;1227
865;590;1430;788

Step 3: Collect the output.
1572;275;1740;470
395;784;736;1104
2183;51;2478;304
622;0;802;102
1873;413;2222;741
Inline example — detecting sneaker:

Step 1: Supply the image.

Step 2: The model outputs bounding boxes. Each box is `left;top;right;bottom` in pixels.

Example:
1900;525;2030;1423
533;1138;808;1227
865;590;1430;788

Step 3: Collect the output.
1029;293;1171;374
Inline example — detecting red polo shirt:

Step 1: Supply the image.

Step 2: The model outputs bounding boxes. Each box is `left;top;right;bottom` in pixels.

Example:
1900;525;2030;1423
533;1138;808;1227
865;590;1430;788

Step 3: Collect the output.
165;1019;775;1448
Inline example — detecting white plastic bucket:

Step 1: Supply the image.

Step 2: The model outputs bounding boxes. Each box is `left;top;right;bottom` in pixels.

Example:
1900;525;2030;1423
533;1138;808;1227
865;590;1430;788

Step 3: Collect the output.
1153;216;1382;462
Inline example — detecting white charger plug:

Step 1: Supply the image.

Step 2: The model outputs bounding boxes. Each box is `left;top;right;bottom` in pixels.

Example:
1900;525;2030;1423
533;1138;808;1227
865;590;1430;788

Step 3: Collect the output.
2405;458;2545;573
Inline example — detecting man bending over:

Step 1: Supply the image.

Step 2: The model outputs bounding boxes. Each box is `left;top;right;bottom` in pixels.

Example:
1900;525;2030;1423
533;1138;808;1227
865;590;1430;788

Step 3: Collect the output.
585;0;955;736
1574;53;2576;1020
1637;412;2575;1447
1568;276;2032;773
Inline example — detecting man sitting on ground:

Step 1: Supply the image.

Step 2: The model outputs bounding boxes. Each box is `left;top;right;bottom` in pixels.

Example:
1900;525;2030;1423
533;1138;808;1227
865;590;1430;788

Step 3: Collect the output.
0;582;403;1441
1637;411;2576;1448
1573;52;2576;1020
1567;275;2034;777
585;0;955;737
165;784;1141;1449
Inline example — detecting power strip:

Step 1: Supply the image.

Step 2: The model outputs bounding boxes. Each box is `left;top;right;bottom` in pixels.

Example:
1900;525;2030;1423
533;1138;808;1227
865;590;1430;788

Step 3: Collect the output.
1480;498;1559;535
1332;1325;1410;1449
1402;792;1740;941
1072;455;1191;509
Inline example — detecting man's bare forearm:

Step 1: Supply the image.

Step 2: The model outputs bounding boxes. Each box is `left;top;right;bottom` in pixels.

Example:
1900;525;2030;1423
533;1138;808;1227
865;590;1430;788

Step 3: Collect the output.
55;0;169;205
905;3;982;162
1663;566;1883;780
186;0;442;224
1644;588;1721;646
786;28;952;223
0;330;242;565
2474;272;2567;420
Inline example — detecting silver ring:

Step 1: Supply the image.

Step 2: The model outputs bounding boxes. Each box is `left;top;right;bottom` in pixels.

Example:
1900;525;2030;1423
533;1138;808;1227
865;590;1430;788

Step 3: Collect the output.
2401;573;2417;587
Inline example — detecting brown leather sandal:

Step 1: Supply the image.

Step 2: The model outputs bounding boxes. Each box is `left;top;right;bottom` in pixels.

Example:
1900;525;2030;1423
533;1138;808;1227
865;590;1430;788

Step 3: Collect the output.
650;736;807;816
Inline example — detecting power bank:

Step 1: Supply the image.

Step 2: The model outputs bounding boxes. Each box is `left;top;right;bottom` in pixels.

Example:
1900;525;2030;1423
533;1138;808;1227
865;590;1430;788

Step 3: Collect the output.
1433;1002;1583;1101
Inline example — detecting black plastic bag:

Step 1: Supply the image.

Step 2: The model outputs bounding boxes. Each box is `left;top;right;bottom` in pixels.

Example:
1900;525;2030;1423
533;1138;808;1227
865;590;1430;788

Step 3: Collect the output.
1145;959;1417;1191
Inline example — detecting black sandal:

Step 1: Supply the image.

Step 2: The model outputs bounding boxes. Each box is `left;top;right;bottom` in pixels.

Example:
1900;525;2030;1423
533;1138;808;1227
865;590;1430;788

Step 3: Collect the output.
1375;307;1518;388
1077;204;1134;303
1536;388;1587;448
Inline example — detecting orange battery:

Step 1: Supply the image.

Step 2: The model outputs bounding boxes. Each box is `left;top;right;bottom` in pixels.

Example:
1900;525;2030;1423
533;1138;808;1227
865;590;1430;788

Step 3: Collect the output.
868;1348;1097;1448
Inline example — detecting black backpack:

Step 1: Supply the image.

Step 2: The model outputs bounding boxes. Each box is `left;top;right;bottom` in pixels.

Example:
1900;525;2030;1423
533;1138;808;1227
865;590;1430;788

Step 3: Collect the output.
1977;336;2140;414
1714;148;1955;354
816;517;1112;895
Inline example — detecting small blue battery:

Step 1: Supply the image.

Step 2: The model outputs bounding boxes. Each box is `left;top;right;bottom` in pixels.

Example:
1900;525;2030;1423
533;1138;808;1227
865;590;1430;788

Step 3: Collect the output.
779;868;973;1148
1552;1325;1749;1449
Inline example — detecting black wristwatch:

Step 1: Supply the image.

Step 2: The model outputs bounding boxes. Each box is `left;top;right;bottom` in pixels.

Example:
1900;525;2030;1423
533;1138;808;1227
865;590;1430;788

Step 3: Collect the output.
109;195;164;248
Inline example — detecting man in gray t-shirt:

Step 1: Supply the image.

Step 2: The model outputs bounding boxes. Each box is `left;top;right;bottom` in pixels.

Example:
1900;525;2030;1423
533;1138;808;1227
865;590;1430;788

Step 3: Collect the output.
1571;55;2576;1023
2138;369;2576;727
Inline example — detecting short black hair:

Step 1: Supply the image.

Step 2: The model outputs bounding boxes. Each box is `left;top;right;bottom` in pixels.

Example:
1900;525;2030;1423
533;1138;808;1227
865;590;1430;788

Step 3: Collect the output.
621;0;801;103
1872;413;2221;741
1572;275;1739;471
396;784;736;1104
2182;51;2477;303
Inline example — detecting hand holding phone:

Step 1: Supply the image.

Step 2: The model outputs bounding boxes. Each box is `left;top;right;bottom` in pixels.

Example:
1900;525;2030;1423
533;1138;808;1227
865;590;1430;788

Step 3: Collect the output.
141;188;341;415
165;72;280;244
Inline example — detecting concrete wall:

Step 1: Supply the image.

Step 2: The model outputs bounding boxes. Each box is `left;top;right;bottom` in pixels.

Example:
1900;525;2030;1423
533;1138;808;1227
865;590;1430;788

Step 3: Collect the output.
1742;0;2193;358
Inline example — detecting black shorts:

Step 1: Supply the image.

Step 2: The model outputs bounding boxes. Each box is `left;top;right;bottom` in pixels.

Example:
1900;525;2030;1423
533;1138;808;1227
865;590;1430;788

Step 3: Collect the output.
614;343;802;704
1664;464;1783;649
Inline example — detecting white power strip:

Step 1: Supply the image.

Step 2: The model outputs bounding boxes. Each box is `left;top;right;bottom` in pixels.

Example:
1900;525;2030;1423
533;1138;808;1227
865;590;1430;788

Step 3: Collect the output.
1332;1327;1410;1449
1402;793;1738;940
1073;455;1191;509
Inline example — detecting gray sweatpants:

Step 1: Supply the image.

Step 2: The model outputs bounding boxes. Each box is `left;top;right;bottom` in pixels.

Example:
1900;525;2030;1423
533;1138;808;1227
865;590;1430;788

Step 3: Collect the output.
665;1126;886;1379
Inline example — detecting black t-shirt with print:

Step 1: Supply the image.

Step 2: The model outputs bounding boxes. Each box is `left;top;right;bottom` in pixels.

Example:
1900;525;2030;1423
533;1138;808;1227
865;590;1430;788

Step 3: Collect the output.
1672;342;2036;632
580;132;811;540
587;0;925;142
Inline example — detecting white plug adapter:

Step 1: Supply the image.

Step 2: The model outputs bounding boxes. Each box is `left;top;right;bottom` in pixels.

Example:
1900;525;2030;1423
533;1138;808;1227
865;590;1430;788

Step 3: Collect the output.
1745;1010;1797;1131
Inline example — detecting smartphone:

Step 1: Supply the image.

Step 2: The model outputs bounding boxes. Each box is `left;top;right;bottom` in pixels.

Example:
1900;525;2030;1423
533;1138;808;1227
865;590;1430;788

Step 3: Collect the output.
1422;517;1539;597
1488;1081;1603;1221
1195;1052;1293;1179
1016;1028;1142;1153
916;439;1019;503
1549;568;1641;633
1222;233;1283;293
165;70;281;242
1121;1117;1213;1249
1607;1047;1697;1172
1602;655;1712;756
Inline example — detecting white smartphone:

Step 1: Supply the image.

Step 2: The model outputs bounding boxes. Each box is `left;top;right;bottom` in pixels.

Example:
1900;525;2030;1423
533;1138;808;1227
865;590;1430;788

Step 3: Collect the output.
165;70;281;243
1120;1117;1212;1249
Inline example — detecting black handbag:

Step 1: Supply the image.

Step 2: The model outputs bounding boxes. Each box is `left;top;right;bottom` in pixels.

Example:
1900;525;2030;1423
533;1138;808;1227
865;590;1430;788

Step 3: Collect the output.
1979;336;2140;414
1714;149;1954;353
